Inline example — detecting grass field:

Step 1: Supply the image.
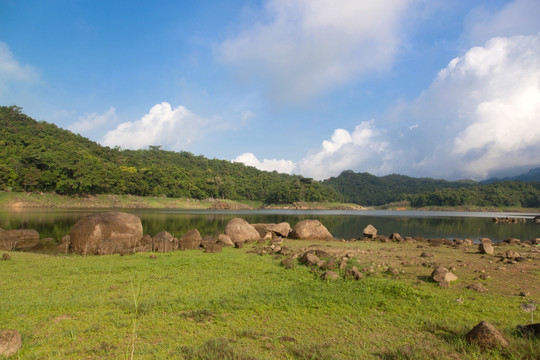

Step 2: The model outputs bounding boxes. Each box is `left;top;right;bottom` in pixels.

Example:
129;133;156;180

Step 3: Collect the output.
1;240;539;359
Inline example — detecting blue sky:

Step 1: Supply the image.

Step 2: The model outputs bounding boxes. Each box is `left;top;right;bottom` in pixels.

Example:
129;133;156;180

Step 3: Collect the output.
1;0;540;181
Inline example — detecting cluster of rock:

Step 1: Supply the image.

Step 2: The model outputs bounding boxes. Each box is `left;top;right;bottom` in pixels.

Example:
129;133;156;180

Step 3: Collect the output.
491;217;527;223
35;212;333;256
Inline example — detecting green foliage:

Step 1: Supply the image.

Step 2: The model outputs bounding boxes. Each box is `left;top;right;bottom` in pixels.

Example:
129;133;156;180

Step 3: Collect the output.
405;181;540;208
324;170;472;206
0;106;341;203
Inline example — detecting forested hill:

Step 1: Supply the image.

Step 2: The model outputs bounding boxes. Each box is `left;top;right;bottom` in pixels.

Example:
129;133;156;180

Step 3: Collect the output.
323;170;473;206
0;106;341;203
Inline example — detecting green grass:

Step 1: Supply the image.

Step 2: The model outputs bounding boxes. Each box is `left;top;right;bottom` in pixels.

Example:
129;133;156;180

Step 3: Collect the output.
1;244;539;359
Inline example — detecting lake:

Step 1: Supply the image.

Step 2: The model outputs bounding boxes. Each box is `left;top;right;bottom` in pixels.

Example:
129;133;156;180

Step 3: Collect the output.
1;209;539;243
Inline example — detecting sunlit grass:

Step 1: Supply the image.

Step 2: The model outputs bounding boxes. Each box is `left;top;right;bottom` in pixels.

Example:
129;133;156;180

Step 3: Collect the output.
1;242;538;359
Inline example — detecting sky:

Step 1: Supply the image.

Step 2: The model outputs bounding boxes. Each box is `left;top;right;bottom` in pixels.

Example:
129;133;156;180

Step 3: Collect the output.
1;0;540;181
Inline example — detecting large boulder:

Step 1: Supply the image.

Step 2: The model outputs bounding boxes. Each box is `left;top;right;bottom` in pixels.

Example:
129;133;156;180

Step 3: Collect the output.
225;218;260;243
70;212;143;255
465;321;509;349
267;223;291;237
179;229;202;250
363;224;377;239
290;220;333;241
0;229;40;251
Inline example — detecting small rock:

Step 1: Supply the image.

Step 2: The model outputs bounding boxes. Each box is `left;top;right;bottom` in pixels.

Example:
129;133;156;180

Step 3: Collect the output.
280;258;295;269
321;271;339;281
515;256;527;262
519;291;530;297
516;323;540;339
387;267;399;276
439;281;449;288
0;329;22;357
478;243;494;255
467;283;488;293
420;252;434;258
234;241;244;249
345;266;363;280
431;266;458;283
505;250;520;259
465;321;509;349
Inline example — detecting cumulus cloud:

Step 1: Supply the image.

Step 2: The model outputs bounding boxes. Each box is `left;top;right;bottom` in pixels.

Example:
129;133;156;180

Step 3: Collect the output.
101;102;209;150
69;107;117;134
0;41;39;91
280;32;540;181
219;0;411;103
295;120;390;180
397;32;540;179
232;152;296;174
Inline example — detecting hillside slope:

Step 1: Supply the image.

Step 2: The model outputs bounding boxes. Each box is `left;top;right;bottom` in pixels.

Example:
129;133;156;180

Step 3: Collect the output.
0;106;340;203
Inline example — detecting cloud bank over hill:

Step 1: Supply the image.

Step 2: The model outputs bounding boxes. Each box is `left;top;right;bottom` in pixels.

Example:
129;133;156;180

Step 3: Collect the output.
101;102;211;151
236;32;540;180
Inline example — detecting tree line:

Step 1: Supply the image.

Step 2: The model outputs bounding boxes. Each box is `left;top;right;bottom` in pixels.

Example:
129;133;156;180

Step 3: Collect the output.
2;105;539;208
0;106;341;204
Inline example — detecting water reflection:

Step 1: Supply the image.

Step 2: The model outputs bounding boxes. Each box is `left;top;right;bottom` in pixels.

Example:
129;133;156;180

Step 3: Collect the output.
0;209;538;243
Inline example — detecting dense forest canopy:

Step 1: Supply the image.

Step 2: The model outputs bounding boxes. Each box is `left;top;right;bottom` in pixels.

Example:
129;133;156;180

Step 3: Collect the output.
1;105;539;208
323;170;473;206
0;106;341;203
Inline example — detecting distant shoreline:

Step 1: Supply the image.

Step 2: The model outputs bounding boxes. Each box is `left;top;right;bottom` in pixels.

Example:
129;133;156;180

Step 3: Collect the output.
0;191;538;213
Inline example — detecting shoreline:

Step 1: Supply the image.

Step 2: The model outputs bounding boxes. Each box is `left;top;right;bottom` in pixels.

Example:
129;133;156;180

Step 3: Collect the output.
1;191;539;213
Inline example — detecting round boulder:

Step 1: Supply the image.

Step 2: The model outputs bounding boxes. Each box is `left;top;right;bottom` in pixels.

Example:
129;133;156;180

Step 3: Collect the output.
290;220;333;241
225;218;260;243
70;212;143;255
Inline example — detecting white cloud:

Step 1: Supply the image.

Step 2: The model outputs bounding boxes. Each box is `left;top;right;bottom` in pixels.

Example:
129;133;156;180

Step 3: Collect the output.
287;32;540;181
465;0;540;45
295;120;390;180
0;41;39;91
69;107;117;134
232;152;296;174
400;33;540;179
101;102;210;150
219;0;411;103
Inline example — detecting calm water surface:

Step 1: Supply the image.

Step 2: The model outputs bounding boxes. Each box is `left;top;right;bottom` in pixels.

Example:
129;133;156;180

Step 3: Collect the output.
1;209;539;243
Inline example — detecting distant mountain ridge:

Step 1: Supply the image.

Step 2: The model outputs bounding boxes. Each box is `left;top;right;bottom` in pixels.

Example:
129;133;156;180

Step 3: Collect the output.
323;170;474;206
481;167;540;184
